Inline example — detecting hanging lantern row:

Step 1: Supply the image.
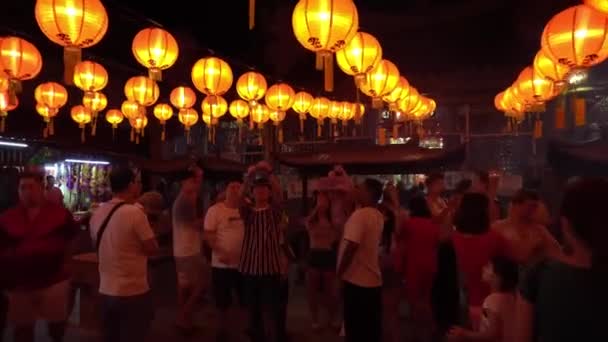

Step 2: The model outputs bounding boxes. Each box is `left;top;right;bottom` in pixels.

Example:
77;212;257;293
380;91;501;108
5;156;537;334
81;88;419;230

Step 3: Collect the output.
495;2;608;131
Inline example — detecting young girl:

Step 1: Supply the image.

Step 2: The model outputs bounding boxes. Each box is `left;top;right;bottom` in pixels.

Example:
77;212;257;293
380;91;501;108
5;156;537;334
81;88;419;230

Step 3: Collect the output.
306;191;339;330
447;256;518;342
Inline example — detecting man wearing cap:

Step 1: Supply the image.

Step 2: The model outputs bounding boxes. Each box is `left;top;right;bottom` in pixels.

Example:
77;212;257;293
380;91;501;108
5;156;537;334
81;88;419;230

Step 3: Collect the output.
238;163;292;342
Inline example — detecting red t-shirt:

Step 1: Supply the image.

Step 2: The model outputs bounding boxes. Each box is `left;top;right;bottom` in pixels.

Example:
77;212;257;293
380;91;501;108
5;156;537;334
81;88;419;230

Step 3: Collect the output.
396;217;441;301
0;203;78;290
452;230;508;306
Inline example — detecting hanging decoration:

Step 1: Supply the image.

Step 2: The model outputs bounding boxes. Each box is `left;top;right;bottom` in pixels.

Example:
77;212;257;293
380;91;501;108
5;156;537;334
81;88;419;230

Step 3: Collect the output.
250;104;270;145
382;76;410;111
269;109;287;143
291;91;313;135
0;92;18;132
586;0;608;13
34;82;68;136
201;95;228;143
236;71;267;106
265;83;295;117
105;109;124;138
308;97;330;137
35;103;58;137
170;86;197;110
191;57;233;96
292;0;359;91
70;105;93;142
124;76;160;107
514;66;555;109
0;36;43;102
132;27;179;81
178;108;198;144
229;99;250;142
82;91;107;135
35;0;108;84
129;111;148;144
336;31;383;86
359;59;400;108
153;103;173;141
73;61;109;94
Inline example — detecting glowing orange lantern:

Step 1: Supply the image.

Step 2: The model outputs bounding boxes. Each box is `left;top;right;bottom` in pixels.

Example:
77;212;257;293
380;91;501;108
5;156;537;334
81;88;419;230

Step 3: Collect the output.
36;103;58;137
153;103;173;141
132;27;179;81
0;36;42;101
541;5;608;68
125;76;159;107
0;92;18;132
250;104;270;128
586;0;608;13
201;95;228;119
34;82;68;110
178;108;198;144
121;100;145;120
129;111;148;144
35;0;108;84
71;105;92;142
73;61;108;93
105;109;124;129
269;109;286;143
382;76;410;110
292;0;359;91
309;97;330;136
336;32;382;84
83;91;107;113
398;87;421;117
229;99;250;124
170;86;196;110
359;59;400;108
265;83;295;114
236;71;267;105
515;66;555;104
292;91;313;134
191;57;233;96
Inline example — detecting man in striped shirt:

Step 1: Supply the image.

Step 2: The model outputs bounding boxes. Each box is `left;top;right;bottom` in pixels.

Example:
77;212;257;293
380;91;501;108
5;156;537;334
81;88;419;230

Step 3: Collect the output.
239;166;291;342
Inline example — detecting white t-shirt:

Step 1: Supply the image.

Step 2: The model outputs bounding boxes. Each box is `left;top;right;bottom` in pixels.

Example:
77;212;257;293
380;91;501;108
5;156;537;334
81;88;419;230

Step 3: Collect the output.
89;199;155;296
338;207;384;288
203;202;244;269
172;192;201;257
480;292;516;342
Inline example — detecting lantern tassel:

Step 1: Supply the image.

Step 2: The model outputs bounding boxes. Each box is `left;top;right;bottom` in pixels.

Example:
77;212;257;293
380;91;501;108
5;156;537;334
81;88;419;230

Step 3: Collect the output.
130;128;135;142
0;115;5;133
323;53;334;92
91;115;98;136
161;124;166;141
136;134;140;144
372;97;383;109
317;121;322;138
7;80;20;106
187;129;191;145
80;127;85;143
64;47;82;86
299;115;305;135
43;126;48;138
315;52;324;71
249;0;255;30
112;127;116;141
207;128;212;142
249;114;254;130
50;119;55;136
149;68;162;82
238;124;243;143
278;126;284;144
259;128;263;146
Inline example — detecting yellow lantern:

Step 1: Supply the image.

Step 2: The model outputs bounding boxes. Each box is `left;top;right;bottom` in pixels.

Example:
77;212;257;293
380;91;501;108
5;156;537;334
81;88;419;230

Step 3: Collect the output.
36;103;58;137
73;61;108;93
328;101;343;124
236;71;267;105
338;102;355;121
132;27;179;81
359;59;400;108
292;91;313;134
382;76;410;111
265;83;295;113
541;5;608;68
129;111;148;144
586;0;608;13
105;109;124;128
398;87;421;116
533;50;570;83
292;0;359;92
309;97;330;136
124;76;160;107
170;86;197;110
83;91;107;113
269;110;286;143
35;0;108;84
336;31;382;84
495;91;507;112
191;57;233;96
178;108;198;144
201;95;228;118
0;92;18;132
515;66;554;104
153;103;173;141
0;37;42;101
229;99;250;123
34;82;68;110
71;105;92;142
250;104;270;128
502;87;525;115
121;100;145;120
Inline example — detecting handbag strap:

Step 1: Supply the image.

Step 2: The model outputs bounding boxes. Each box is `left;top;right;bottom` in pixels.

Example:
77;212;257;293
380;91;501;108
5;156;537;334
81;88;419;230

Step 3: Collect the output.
95;202;128;252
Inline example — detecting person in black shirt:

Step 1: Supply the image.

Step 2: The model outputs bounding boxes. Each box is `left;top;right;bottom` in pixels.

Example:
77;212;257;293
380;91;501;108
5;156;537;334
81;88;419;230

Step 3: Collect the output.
515;178;607;342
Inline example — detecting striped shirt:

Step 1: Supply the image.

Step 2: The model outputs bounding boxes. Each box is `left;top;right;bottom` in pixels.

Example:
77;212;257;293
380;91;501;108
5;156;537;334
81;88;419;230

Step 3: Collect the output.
238;206;285;276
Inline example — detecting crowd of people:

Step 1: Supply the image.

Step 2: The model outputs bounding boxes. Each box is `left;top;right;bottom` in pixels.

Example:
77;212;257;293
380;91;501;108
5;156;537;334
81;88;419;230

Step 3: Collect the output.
0;162;605;342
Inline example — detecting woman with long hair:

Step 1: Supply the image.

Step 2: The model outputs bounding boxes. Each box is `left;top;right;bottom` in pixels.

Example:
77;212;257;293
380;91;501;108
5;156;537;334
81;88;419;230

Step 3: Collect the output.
306;191;340;330
515;178;607;342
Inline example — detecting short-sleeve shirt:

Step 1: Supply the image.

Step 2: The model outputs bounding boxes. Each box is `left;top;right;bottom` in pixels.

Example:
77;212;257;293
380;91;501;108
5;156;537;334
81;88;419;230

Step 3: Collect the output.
172;192;201;258
519;259;601;342
238;206;285;276
90;199;155;296
203;202;244;269
338;207;384;288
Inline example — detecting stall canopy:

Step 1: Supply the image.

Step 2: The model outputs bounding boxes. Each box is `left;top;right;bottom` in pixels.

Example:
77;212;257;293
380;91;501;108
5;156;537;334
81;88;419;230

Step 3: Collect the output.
276;142;466;175
547;138;608;177
137;155;245;178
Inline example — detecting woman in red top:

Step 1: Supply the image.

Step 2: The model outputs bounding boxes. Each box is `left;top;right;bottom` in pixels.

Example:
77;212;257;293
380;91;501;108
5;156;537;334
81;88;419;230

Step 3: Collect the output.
395;196;443;342
452;193;509;328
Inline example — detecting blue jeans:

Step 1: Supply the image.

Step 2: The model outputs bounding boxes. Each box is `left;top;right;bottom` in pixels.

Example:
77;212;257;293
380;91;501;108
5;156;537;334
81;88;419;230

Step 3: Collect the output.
100;292;154;342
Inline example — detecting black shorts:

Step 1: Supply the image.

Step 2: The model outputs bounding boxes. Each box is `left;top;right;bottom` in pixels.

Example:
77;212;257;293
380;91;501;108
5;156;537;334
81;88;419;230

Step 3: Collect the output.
212;268;245;309
307;249;337;271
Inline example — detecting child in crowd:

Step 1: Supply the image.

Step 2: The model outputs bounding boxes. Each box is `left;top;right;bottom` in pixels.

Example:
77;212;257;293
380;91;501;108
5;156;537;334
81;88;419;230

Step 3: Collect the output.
447;256;518;342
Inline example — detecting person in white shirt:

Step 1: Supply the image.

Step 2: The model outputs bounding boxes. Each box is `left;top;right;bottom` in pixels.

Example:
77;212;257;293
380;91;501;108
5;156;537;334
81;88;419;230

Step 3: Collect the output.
337;178;385;342
89;166;159;342
172;166;204;332
204;181;246;341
